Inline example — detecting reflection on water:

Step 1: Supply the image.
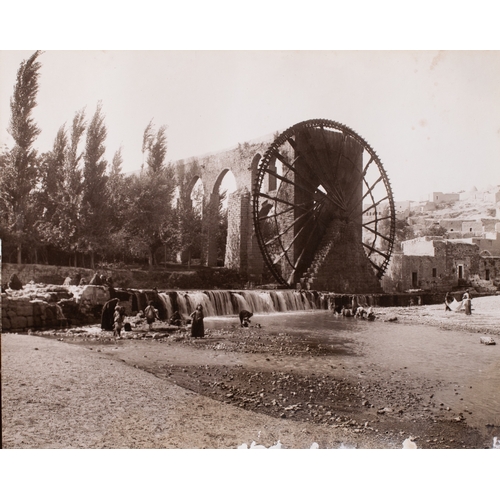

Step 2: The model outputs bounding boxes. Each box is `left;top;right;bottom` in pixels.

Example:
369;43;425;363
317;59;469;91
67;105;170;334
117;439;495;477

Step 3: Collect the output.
206;310;500;429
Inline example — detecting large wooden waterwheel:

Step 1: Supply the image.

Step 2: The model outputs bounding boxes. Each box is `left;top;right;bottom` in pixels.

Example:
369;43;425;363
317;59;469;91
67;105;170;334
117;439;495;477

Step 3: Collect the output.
252;119;396;292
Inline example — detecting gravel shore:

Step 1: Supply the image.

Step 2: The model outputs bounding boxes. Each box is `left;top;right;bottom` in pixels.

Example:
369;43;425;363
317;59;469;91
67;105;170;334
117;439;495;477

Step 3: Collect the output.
1;333;394;449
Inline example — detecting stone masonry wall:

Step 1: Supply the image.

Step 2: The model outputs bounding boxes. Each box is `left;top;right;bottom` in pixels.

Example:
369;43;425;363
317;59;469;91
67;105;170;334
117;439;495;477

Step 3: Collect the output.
1;285;111;332
306;221;382;293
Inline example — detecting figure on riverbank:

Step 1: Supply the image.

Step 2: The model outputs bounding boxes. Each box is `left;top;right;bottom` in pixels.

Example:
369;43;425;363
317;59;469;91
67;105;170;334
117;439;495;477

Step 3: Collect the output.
101;298;120;330
239;310;253;327
113;305;125;338
89;273;102;286
354;306;364;318
445;292;452;312
366;306;375;321
341;306;353;317
462;290;472;315
144;301;159;331
169;310;183;326
8;273;23;290
332;305;343;315
190;304;205;338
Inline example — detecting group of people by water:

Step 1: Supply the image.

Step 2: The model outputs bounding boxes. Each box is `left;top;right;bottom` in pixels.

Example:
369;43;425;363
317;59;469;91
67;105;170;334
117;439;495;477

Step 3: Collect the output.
445;289;473;315
333;304;376;320
100;298;259;340
188;306;255;338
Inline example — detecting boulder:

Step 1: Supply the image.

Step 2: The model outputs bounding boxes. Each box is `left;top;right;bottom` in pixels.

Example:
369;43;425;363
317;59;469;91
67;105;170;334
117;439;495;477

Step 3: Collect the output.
480;336;496;345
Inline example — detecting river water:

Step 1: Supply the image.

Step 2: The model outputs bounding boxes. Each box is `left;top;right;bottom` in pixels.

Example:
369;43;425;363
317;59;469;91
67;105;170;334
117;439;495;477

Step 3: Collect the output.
204;310;500;431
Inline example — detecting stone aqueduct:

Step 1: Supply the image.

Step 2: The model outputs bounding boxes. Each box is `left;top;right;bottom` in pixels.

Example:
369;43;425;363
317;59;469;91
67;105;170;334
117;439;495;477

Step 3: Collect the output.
178;137;273;282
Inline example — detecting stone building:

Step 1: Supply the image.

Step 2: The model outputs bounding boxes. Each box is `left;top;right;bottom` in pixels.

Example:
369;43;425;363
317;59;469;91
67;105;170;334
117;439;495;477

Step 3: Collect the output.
383;237;475;292
425;191;460;204
382;236;500;292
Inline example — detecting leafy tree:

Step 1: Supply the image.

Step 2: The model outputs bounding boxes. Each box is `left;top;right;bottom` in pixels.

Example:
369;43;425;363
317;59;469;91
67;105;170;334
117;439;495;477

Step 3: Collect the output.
33;109;87;266
80;102;109;268
107;147;125;216
121;121;174;268
63;109;86;265
142;120;168;173
418;223;447;238
122;167;175;267
0;51;42;263
106;147;129;262
36;126;69;256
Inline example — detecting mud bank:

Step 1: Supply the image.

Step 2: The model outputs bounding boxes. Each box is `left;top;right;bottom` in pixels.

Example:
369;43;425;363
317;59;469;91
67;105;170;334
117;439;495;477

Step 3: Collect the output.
2;333;399;449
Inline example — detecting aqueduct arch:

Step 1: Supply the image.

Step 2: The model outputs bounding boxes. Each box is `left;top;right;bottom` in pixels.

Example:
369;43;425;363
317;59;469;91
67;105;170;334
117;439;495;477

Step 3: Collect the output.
176;141;273;280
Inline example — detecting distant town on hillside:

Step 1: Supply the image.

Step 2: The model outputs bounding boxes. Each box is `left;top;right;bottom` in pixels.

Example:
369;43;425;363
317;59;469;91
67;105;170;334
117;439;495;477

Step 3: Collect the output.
366;185;500;294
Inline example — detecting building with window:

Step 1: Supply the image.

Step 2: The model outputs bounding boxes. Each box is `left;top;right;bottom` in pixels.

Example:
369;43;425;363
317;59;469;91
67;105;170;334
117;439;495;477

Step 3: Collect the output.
382;236;500;292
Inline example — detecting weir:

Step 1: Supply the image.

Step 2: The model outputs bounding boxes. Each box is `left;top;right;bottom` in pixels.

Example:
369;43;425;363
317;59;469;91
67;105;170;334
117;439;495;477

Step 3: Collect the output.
1;284;433;332
128;289;430;319
155;289;327;318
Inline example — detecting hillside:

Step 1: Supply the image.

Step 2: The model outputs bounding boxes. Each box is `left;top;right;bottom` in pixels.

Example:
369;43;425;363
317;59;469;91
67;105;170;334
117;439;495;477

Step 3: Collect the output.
410;186;499;222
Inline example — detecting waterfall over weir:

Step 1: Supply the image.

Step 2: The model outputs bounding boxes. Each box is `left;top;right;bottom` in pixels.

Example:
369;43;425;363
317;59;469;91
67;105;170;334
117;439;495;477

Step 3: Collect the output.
125;289;427;320
155;290;328;319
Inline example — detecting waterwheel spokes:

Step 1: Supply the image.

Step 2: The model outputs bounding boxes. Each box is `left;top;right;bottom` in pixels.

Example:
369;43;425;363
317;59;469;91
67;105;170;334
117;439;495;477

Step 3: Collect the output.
267;197;327;273
264;203;320;248
266;150;346;212
253;119;396;288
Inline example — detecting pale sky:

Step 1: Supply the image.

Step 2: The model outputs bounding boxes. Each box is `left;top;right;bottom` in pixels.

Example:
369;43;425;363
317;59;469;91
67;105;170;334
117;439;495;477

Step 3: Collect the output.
1;50;499;201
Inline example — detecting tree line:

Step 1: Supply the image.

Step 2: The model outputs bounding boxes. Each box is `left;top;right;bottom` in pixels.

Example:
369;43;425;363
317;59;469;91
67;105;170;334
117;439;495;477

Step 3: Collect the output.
0;51;227;269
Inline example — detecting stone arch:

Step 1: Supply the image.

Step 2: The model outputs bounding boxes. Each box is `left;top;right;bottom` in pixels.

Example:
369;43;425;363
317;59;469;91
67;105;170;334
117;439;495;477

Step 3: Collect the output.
186;174;202;194
250;154;261;191
172;138;274;277
175;174;205;265
210;169;238;267
212;168;237;195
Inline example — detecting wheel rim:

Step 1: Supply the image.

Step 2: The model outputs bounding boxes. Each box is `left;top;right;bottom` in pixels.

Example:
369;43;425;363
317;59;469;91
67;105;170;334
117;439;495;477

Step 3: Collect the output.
252;119;396;288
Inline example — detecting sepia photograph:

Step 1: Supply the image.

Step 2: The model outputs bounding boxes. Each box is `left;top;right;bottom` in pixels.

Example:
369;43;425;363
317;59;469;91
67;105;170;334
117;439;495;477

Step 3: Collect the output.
1;5;499;498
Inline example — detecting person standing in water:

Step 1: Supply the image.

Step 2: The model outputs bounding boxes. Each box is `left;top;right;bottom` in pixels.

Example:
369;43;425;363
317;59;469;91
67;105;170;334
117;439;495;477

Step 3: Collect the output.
190;304;205;338
239;309;253;327
462;289;472;315
113;305;125;339
144;301;159;331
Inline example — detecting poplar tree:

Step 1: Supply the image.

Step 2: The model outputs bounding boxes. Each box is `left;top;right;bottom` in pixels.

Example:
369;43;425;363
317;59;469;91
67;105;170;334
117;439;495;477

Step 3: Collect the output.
107;147;129;262
0;51;42;263
172;160;204;268
123;121;174;267
64;109;86;266
36;126;69;251
81;102;109;268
